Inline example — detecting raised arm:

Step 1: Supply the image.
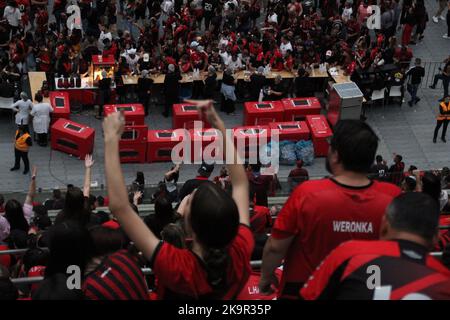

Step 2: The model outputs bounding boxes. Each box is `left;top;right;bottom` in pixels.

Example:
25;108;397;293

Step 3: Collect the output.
164;163;180;180
103;113;159;261
186;99;250;226
83;154;94;197
25;166;37;206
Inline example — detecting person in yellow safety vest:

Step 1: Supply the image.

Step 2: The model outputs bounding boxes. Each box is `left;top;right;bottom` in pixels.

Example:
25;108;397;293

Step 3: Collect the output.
10;125;32;175
433;96;450;143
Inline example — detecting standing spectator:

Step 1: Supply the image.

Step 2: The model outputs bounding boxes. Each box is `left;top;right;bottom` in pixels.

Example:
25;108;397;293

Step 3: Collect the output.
103;101;253;299
432;0;448;23
287;160;309;192
220;68;237;115
178;162;214;202
429;57;450;100
369;155;389;181
401;5;416;46
433;95;450;143
405;58;425;107
248;164;273;208
203;66;217;99
388;154;405;186
10;125;32;174
3;1;21;38
162;64;181;117
164;164;180;203
137;70;153;116
11;91;33;130
96;70;112;119
249;66;267;101
444;1;450;39
300;193;450;300
412;0;428;43
259;120;401;299
144;194;180;238
31;93;53;146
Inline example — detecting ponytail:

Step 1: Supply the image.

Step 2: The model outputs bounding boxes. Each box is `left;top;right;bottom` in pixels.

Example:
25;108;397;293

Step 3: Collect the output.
203;247;229;292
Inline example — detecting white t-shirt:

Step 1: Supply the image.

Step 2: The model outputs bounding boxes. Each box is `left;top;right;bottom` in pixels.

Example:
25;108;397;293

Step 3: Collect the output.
3;6;22;27
342;7;353;21
227;57;243;72
12;99;33;125
280;42;293;57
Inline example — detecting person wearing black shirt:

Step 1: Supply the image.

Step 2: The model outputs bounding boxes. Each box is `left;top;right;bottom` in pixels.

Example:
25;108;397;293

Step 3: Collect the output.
203;0;217;31
137;70;154;116
369;155;389;181
163;64;181;117
203;66;217;99
295;67;314;97
96;70;111;119
266;75;285;101
177;163;214;203
249;66;267;101
406;58;425;107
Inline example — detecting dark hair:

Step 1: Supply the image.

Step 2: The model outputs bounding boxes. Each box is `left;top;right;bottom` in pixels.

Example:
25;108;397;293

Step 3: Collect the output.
32;273;84;300
421;172;441;204
375;155;383;163
23;247;49;273
386;192;440;243
96;196;105;207
189;182;239;293
35;93;43;103
161;223;186;249
89;226;125;257
5;199;29;232
45;222;92;277
135;171;145;186
330;120;379;173
53;189;62;200
60;187;90;225
403;176;417;192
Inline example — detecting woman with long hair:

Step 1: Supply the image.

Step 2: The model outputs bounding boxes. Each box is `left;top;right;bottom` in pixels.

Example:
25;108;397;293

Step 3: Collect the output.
103;100;253;299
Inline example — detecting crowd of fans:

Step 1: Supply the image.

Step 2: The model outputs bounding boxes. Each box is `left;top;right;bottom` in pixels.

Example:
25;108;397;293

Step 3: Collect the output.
0;100;450;300
0;0;450;300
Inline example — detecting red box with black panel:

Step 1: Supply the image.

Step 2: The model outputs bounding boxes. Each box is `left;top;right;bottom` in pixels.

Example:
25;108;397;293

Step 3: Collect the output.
305;115;333;157
147;129;186;163
172;103;210;129
51;119;95;160
190;128;222;163
233;125;271;159
119;125;148;163
268;121;310;142
244;101;284;125
49;91;70;124
281;97;321;121
103;104;145;126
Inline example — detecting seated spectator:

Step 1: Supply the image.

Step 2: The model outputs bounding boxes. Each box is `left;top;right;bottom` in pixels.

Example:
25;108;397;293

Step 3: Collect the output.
161;223;186;249
103;101;253;299
248;164;273;207
44;189;65;211
164;164;180;203
388;154;405;186
300;193;450;299
144;195;180;239
401;175;417;192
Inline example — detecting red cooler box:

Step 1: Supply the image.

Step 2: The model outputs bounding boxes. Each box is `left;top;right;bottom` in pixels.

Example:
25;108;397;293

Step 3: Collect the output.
104;104;145;126
51;119;95;160
147;129;185;162
268;121;310;142
281;97;321;121
233;126;271;159
190;128;222;163
244;101;284;125
173;103;210;129
306;115;333;157
119;125;148;163
49;91;70;124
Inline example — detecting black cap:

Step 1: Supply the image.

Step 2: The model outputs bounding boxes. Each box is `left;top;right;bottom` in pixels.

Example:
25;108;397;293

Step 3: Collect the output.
198;162;214;176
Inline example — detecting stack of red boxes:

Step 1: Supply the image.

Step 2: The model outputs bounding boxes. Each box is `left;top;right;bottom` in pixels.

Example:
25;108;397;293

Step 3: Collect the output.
104;104;145;126
281;97;321;121
51;119;95;160
190;128;222;163
305;115;333;157
119;125;148;163
147;129;186;163
244;101;284;125
268;121;310;142
49;91;70;124
173;103;211;129
233;125;271;159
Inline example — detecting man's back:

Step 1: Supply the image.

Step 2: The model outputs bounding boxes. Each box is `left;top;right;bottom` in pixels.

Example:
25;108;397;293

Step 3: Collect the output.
301;240;450;300
407;66;425;84
272;178;401;297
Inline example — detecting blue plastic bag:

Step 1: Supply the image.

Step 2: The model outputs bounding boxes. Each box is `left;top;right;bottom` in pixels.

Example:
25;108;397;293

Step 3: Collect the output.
279;141;297;165
295;140;314;166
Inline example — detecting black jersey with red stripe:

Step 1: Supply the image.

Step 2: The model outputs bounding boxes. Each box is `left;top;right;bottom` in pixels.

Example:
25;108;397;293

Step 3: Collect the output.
300;240;450;300
83;250;149;300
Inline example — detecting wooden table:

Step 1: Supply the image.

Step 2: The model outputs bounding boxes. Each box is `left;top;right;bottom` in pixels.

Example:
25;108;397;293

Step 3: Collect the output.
28;71;50;103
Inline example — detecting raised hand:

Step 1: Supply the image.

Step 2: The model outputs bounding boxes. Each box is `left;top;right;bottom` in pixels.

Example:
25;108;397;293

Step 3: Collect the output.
85;154;95;168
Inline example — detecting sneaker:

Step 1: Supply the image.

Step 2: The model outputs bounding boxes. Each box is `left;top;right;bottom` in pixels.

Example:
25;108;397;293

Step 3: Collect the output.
10;167;19;171
443;34;450;39
440;15;446;21
415;97;421;104
432;16;439;23
433;138;437;143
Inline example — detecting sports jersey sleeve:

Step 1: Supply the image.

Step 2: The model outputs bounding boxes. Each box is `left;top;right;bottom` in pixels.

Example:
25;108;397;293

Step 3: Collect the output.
271;187;303;239
300;243;352;300
230;225;255;265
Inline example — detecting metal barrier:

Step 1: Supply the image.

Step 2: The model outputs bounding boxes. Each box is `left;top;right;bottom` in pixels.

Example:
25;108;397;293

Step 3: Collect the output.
421;61;446;89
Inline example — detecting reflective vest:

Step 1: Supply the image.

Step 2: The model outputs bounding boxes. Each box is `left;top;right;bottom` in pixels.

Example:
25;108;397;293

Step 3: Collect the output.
15;130;31;152
437;102;450;121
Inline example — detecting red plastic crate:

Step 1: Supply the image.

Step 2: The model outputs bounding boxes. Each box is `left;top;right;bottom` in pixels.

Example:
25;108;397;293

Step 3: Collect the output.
281;97;321;121
306;115;333;157
233;125;271;159
268;121;310;142
190;128;222;163
172;103;210;129
49;91;70;124
104;104;145;126
146;129;186;163
244;101;284;125
50;119;95;160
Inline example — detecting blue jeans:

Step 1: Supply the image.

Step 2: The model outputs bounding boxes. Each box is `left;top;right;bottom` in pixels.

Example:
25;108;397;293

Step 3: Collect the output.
407;83;419;102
